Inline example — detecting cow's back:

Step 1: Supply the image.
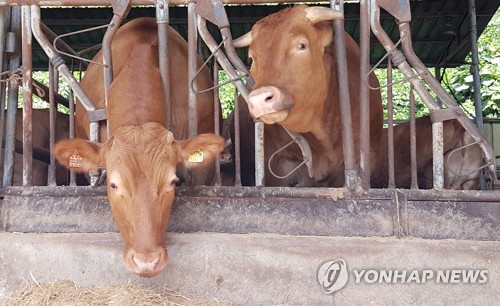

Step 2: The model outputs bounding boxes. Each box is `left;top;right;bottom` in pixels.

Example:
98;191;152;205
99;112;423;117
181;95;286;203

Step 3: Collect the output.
76;18;214;142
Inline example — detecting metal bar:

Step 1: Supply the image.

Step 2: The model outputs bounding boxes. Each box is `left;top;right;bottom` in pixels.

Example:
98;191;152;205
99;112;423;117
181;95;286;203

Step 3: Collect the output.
30;6;95;114
397;21;496;181
47;63;56;186
69;76;76;186
2;7;20;186
187;3;198;138
359;0;370;189
21;5;33;186
212;60;221;186
409;87;418;189
468;0;484;134
254;122;265;186
102;15;120;138
371;3;446;190
433;121;444;190
0;0;333;6
220;27;254;88
233;88;241;186
0;7;8;176
387;54;395;188
332;0;358;188
156;0;171;130
40;22;88;69
196;17;266;186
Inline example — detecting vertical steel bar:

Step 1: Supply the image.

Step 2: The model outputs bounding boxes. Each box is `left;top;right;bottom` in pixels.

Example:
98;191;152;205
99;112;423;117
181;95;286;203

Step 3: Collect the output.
69;70;76;186
332;0;358;188
47;63;57;186
359;0;371;189
187;3;198;138
157;0;171;130
387;55;395;188
69;91;76;185
468;0;484;134
2;7;20;186
233;88;241;186
433;120;444;190
0;7;7;176
102;15;122;139
254;121;265;186
212;61;221;186
409;86;418;189
21;5;33;187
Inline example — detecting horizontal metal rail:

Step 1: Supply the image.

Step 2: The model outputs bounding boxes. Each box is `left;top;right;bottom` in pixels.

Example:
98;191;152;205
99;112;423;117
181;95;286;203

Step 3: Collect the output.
0;0;330;7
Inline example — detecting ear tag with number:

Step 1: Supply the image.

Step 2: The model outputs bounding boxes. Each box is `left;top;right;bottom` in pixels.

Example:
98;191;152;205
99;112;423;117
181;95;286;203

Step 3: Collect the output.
188;150;204;163
69;151;83;168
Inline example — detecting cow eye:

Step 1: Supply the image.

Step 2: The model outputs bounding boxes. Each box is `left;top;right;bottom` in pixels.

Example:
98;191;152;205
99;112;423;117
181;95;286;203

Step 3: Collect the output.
170;177;180;187
110;182;118;190
298;43;307;50
247;56;253;66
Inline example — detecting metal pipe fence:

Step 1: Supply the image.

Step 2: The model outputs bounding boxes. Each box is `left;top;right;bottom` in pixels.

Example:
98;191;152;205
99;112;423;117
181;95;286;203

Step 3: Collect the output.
0;0;496;201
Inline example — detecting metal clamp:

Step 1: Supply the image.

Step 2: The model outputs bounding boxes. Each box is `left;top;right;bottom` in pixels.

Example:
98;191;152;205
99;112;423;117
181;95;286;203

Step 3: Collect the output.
268;126;314;180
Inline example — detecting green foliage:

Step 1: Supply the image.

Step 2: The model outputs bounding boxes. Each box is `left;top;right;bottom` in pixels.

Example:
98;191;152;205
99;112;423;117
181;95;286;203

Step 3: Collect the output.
217;70;236;119
442;9;500;119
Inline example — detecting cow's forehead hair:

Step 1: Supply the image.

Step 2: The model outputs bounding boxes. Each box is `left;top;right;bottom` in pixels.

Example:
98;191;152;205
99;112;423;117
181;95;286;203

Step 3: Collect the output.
103;123;178;183
252;6;318;52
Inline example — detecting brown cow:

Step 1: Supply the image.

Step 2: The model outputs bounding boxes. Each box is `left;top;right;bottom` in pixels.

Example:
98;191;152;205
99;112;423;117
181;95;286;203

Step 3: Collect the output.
233;5;383;186
54;18;224;277
374;117;483;189
1;109;69;186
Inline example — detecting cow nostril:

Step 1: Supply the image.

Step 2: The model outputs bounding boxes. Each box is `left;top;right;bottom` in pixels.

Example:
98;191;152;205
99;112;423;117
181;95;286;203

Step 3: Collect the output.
265;94;274;103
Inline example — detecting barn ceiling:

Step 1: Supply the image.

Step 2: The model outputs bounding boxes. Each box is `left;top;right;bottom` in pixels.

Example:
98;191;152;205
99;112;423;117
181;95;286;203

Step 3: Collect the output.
27;0;500;70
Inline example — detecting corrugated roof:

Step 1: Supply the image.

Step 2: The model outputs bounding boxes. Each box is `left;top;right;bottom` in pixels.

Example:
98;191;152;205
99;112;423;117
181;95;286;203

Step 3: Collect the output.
31;0;500;70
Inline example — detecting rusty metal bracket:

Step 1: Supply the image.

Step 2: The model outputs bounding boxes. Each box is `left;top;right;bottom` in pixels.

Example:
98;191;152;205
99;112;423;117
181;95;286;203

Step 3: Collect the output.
52;23;112;68
87;108;107;123
268;126;314;180
111;0;132;18
377;0;411;23
430;106;464;123
195;0;229;28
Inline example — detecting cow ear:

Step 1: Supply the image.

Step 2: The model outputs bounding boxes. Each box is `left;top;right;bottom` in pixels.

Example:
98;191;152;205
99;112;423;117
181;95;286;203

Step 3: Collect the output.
176;134;224;168
54;138;103;173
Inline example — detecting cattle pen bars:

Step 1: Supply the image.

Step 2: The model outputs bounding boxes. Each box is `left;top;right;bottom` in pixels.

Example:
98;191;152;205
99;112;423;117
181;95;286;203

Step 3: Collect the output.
0;0;496;192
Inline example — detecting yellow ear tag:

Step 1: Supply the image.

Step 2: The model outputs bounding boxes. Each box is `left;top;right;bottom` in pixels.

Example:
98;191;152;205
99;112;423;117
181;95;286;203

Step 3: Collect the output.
188;150;204;163
69;151;83;168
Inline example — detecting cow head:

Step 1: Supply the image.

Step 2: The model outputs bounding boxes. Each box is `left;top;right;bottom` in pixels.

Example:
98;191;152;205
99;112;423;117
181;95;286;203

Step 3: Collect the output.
234;5;343;133
54;122;224;277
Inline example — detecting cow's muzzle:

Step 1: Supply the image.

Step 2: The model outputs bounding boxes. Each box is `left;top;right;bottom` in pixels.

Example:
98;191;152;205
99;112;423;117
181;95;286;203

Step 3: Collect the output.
124;247;168;277
248;86;292;124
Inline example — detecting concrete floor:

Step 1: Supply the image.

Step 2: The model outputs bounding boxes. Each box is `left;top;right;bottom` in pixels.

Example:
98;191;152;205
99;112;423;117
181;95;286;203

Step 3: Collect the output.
1;232;499;305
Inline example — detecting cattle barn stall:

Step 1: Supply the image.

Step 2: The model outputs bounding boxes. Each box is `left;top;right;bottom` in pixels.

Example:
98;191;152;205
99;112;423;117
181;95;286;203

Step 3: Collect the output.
1;0;500;304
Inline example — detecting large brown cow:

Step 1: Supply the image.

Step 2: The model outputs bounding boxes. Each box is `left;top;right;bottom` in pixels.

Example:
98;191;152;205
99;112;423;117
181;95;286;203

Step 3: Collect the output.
54;18;224;277
233;5;384;187
232;5;483;189
1;109;69;186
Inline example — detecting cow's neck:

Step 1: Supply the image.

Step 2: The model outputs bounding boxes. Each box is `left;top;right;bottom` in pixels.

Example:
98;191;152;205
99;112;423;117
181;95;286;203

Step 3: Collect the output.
300;49;345;185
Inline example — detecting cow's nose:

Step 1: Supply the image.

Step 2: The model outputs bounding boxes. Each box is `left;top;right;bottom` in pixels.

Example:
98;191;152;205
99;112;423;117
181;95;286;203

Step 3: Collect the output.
249;86;280;105
133;255;160;272
248;86;284;119
124;248;168;277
